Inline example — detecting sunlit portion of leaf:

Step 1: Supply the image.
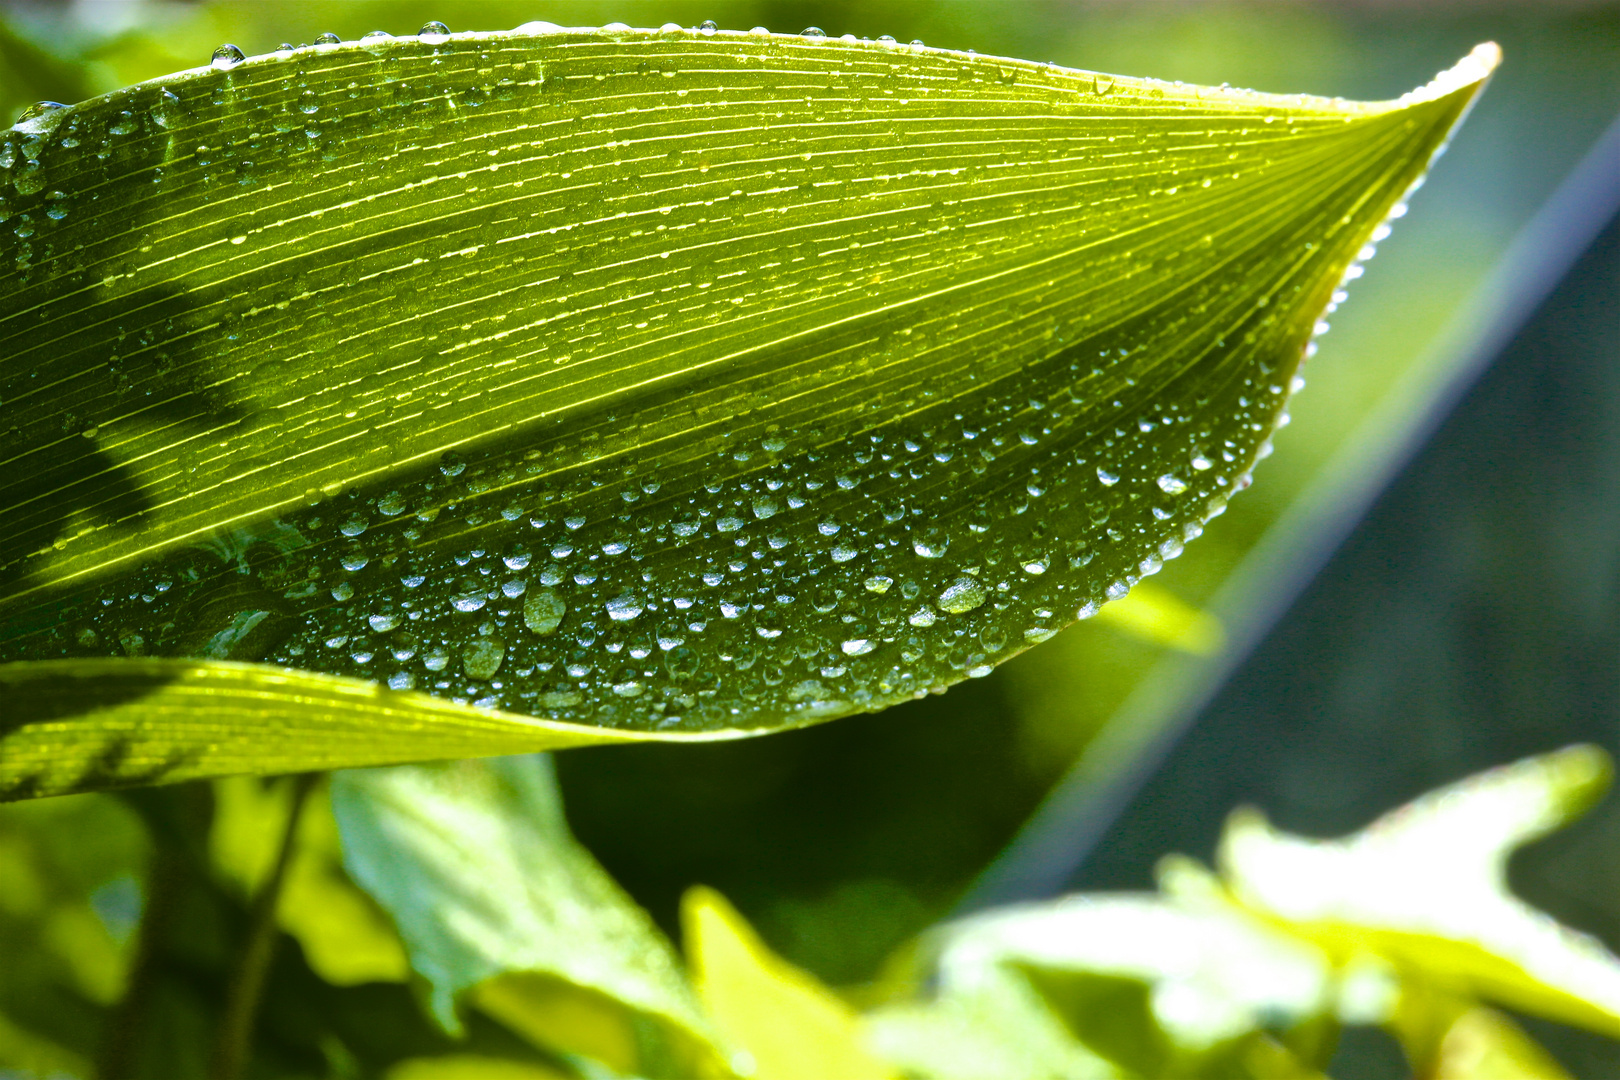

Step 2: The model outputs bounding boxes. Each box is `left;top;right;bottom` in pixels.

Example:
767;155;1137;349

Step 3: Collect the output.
330;755;728;1076
0;657;735;799
1221;743;1620;1039
683;886;898;1080
0;26;1495;792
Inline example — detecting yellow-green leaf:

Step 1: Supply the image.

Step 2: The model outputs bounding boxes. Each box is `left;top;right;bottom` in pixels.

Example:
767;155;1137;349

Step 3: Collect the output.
683;885;897;1080
0;25;1495;796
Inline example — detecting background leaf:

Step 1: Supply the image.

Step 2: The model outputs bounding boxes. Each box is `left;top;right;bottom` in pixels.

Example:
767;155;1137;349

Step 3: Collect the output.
330;754;728;1078
0;27;1493;795
683;885;896;1080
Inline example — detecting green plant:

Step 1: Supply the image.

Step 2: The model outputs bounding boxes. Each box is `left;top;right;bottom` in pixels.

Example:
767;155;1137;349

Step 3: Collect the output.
4;16;1615;1080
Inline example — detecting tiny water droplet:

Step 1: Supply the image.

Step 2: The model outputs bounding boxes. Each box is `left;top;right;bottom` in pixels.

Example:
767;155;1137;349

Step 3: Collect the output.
369;613;398;633
1097;468;1119;487
340;546;370;572
697;19;718;34
841;638;875;656
864;575;893;594
1157;474;1188;495
908;607;937;627
339;511;368;537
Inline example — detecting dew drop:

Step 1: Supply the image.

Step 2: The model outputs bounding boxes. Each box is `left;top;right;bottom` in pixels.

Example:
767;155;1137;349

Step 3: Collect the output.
1097;468;1120;487
340;546;370;572
606;594;645;622
864;575;893;594
1157;475;1188;495
450;584;487;612
423;645;450;672
463;638;505;680
211;44;246;69
752;496;778;520
418;20;450;39
388;671;416;690
908;607;937;627
938;577;987;615
912;528;948;559
831;542;859;563
339;511;368;537
16;101;65;124
368;613;398;633
697;19;718;34
502;579;526;598
841;638;875;656
314;32;342;45
524;589;566;634
802;26;827;37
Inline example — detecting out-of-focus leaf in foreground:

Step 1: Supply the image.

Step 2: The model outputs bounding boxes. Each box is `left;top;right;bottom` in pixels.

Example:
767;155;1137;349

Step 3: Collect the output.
330;754;729;1078
0;25;1497;797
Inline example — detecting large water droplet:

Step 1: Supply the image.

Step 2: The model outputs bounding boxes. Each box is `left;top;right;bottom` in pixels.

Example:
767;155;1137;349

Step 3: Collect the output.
606;594;645;622
314;32;342;45
211;44;246;69
463;638;505;680
369;612;398;633
913;528;948;558
938;577;987;615
802;26;826;37
524;590;565;634
1157;475;1188;495
15;101;65;125
418;20;450;39
1097;468;1120;487
841;638;875;656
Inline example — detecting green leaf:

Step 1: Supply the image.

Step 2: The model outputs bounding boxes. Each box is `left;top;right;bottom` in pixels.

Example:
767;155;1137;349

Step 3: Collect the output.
0;26;1495;795
682;885;897;1080
1220;744;1620;1040
329;754;728;1078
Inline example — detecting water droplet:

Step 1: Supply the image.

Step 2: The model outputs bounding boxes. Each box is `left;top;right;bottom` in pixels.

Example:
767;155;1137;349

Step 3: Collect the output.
423;645;450;671
524;590;566;634
502;579;526;598
908;607;937;627
340;546;370;572
211;44;246;69
369;613;398;633
697;19;718;34
564;515;586;531
331;582;354;602
831;542;859;563
339;511;368;537
842;638;875;656
864;575;893;594
463;638;505;680
938;577;987;615
450;583;487;612
1022;557;1048;575
362;29;391;40
418;20;450;39
387;671;416;690
666;647;699;680
913;528;948;558
15;101;65;125
1097;468;1119;487
802;26;827;37
314;32;342;45
1157;475;1188;495
818;518;841;536
717;515;744;532
752;496;779;520
606;594;645;622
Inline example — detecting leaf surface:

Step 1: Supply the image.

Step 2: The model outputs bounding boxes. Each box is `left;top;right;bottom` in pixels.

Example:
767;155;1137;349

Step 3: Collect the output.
0;25;1495;795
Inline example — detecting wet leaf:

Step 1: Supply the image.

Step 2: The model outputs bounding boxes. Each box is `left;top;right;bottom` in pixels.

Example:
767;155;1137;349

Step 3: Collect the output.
0;25;1496;795
1221;744;1620;1039
330;754;728;1077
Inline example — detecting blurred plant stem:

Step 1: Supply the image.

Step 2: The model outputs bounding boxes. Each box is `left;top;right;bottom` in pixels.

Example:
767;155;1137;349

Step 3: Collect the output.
96;783;214;1079
209;773;319;1080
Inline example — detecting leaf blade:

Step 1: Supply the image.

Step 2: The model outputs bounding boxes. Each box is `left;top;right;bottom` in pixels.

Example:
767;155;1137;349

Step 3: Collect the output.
0;29;1497;793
